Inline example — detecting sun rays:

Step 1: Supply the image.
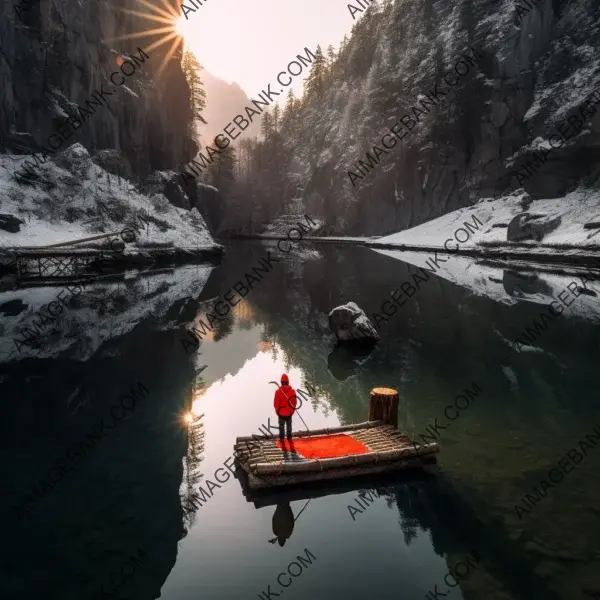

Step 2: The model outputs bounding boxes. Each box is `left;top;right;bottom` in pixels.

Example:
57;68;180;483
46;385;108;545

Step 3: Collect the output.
106;0;188;78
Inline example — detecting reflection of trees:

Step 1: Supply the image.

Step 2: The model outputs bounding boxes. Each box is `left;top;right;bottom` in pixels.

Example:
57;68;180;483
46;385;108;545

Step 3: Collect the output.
257;340;274;353
232;299;257;330
373;474;564;600
180;402;206;533
213;309;234;341
375;479;445;553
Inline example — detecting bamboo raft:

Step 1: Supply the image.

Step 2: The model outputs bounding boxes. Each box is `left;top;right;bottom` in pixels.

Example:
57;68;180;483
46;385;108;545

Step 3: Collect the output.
239;463;436;508
235;387;440;490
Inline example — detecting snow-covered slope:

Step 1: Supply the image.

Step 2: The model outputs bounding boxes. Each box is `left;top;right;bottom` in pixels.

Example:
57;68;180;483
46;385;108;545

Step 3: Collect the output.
374;189;600;256
259;198;326;237
0;144;219;252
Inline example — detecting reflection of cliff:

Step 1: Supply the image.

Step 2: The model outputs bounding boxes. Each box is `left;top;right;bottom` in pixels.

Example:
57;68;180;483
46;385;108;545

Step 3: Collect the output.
0;264;215;363
376;474;562;600
0;325;198;600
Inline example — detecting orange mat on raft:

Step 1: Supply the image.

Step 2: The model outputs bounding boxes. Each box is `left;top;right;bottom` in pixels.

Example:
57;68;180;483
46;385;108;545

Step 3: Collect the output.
275;434;370;459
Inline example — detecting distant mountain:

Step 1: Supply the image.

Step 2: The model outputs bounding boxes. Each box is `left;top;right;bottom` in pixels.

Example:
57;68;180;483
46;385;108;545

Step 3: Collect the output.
195;70;262;146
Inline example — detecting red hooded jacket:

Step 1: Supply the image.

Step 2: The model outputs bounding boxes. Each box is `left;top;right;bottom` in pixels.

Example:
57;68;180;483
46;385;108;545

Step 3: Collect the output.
274;384;297;417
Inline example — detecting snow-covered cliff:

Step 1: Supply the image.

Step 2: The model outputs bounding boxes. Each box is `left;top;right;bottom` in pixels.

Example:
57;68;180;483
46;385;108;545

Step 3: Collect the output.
290;0;600;236
0;144;220;258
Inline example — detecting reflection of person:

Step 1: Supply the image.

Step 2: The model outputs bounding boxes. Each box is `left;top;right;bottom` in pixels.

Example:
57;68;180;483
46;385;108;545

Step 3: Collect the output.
273;374;297;442
271;502;295;547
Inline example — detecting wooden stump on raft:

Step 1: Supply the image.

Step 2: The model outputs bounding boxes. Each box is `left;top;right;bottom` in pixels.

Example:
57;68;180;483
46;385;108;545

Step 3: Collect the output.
369;387;399;428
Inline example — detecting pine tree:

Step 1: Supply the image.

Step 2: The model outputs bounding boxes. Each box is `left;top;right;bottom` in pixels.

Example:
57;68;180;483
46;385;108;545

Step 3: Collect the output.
272;104;281;132
285;89;297;113
208;143;236;192
181;50;207;125
327;45;337;69
236;138;255;178
261;112;274;141
304;45;327;100
282;89;298;131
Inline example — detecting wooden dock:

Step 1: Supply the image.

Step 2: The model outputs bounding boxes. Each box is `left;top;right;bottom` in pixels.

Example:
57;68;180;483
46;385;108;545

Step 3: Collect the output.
235;388;439;490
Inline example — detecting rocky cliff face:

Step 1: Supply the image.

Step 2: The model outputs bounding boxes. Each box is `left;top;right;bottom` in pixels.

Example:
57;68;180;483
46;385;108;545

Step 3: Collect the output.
0;0;196;180
293;0;600;235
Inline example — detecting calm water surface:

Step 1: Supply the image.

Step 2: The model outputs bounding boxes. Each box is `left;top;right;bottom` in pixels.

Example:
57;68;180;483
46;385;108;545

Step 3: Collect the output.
2;241;600;600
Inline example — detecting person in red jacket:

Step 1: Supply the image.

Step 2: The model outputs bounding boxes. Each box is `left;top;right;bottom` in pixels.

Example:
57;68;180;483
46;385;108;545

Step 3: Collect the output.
274;374;297;442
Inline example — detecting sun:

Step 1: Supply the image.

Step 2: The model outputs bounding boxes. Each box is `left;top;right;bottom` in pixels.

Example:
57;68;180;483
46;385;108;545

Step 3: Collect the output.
106;0;186;77
175;15;194;39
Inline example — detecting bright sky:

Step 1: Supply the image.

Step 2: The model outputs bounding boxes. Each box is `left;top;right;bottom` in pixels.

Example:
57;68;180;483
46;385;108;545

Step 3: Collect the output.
176;0;361;99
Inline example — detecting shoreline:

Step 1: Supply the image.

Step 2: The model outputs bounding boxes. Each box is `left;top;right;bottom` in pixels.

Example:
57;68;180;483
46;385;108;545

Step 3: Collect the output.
363;240;600;271
220;235;600;272
4;234;600;282
0;245;224;285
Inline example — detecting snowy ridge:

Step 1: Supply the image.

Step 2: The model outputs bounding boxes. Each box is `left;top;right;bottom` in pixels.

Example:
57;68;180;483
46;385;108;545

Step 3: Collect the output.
375;189;600;253
0;144;218;252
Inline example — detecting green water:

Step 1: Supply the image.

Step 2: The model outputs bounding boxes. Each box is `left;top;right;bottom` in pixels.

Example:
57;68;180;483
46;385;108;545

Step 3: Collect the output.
1;241;600;600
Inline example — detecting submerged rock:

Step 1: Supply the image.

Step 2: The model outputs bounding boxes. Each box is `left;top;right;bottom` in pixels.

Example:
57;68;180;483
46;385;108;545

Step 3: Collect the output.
327;341;376;381
328;302;380;343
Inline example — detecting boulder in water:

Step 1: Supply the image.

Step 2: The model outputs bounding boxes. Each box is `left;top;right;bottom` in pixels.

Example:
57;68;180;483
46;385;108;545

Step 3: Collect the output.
328;302;379;343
